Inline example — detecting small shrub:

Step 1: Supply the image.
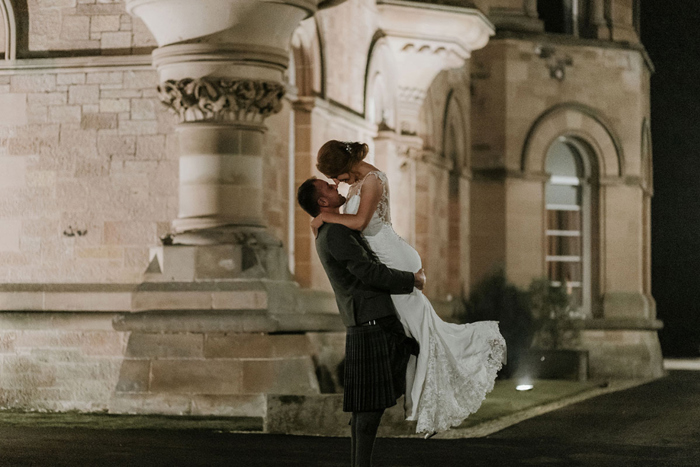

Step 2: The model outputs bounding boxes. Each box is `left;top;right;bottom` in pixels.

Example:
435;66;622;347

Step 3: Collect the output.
528;277;582;350
460;269;534;379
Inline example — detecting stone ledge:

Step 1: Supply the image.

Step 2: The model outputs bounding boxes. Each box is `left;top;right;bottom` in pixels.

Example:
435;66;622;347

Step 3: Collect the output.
109;393;267;418
0;55;153;75
0;282;339;317
113;310;344;333
0;410;264;432
491;30;654;72
0;313;120;331
580;318;663;331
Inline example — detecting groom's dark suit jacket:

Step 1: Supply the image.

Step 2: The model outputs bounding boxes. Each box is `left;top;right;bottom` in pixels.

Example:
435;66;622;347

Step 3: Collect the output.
315;223;414;327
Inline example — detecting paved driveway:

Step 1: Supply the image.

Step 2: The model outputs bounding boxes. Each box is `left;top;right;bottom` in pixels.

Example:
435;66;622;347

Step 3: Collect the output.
1;371;698;467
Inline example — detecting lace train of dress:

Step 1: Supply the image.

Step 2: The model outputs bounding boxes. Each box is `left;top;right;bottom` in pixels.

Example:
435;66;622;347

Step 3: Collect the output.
344;171;506;434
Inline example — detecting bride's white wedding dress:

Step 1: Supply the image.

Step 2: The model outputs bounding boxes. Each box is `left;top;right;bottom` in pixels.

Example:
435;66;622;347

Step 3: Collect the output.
344;170;506;434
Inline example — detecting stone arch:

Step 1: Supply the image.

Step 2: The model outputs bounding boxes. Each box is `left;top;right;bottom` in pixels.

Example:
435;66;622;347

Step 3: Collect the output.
443;90;469;300
290;18;324;97
364;34;398;129
522;103;624;179
442;90;468;172
1;0;17;60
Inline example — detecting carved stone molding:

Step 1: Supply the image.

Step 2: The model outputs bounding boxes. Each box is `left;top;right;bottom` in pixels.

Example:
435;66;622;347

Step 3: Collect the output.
535;45;573;81
398;86;427;105
158;78;286;123
377;0;494;137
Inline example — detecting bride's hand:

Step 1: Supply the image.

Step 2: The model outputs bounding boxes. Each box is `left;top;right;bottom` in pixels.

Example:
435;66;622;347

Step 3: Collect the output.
311;213;325;238
414;268;426;291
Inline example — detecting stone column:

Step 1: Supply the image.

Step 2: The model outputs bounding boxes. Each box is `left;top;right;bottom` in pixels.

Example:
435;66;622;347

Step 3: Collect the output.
126;0;305;242
110;0;348;419
125;0;341;280
158;82;283;237
524;0;538;18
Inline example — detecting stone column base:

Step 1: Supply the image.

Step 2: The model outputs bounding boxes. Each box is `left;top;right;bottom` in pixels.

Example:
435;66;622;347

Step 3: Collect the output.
0;283;346;415
109;332;324;417
579;319;665;380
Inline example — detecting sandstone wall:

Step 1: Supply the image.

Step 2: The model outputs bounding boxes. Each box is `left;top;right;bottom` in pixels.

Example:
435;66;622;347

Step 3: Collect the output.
0;66;178;283
472;38;649;176
470;38;651;290
26;0;155;54
316;0;379;115
0;313;128;411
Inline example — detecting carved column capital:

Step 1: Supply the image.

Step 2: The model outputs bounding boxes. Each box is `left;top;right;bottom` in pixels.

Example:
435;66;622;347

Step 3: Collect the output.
157;78;286;124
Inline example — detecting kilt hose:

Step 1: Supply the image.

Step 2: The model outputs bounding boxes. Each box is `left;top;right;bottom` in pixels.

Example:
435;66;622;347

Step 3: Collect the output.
343;315;419;413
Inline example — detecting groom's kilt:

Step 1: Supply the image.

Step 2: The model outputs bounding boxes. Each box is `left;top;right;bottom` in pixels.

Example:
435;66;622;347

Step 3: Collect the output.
343;315;416;412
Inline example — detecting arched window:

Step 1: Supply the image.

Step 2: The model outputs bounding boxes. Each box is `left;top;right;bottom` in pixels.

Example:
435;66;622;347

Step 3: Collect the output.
1;0;17;60
545;137;598;315
365;37;397;131
443;94;467;300
290;19;323;98
367;73;393;128
0;16;5;59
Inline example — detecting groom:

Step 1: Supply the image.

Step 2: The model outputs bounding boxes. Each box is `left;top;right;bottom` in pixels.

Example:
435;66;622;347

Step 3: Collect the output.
297;177;424;467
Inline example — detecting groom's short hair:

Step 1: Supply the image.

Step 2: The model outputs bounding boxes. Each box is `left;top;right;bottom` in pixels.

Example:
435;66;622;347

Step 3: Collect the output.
297;178;321;217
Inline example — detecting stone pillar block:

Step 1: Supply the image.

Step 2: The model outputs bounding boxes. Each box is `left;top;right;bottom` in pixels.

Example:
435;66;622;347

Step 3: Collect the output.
580;327;665;380
174;124;266;231
602;291;655;320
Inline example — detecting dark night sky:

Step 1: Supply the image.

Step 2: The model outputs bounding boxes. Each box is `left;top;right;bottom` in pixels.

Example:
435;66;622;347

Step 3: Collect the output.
643;2;700;357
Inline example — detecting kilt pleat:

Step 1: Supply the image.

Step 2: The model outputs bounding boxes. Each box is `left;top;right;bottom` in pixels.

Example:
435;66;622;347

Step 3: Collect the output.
343;320;411;412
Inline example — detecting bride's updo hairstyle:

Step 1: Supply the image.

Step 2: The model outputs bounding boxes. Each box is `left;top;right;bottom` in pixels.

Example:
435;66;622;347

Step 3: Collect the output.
316;140;369;178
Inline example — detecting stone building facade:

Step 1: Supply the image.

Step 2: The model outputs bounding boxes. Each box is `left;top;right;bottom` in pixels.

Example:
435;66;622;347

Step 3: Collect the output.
0;0;662;419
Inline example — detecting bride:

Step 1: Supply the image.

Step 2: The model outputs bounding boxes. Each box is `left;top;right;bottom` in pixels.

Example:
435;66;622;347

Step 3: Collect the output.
312;140;506;436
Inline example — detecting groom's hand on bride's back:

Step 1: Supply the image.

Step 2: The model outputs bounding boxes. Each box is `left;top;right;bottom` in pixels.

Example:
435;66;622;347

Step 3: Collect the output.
414;268;426;290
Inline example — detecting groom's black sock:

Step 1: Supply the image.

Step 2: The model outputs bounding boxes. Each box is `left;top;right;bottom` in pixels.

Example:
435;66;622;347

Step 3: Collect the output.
352;410;384;467
350;416;356;466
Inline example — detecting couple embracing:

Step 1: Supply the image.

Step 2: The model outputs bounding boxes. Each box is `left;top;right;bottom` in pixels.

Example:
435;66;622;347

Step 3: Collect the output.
297;140;506;466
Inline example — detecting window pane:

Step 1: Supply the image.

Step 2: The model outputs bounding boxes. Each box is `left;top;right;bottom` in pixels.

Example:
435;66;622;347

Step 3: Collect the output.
547;260;582;283
547;235;581;256
568;286;583;309
547;210;582;231
546;183;581;206
545;139;583;177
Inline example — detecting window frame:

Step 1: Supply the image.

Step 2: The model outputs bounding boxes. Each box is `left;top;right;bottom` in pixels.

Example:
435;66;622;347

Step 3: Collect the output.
544;137;596;316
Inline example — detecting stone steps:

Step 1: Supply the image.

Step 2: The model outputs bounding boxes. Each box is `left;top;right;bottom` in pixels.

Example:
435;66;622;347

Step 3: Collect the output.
110;331;325;417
